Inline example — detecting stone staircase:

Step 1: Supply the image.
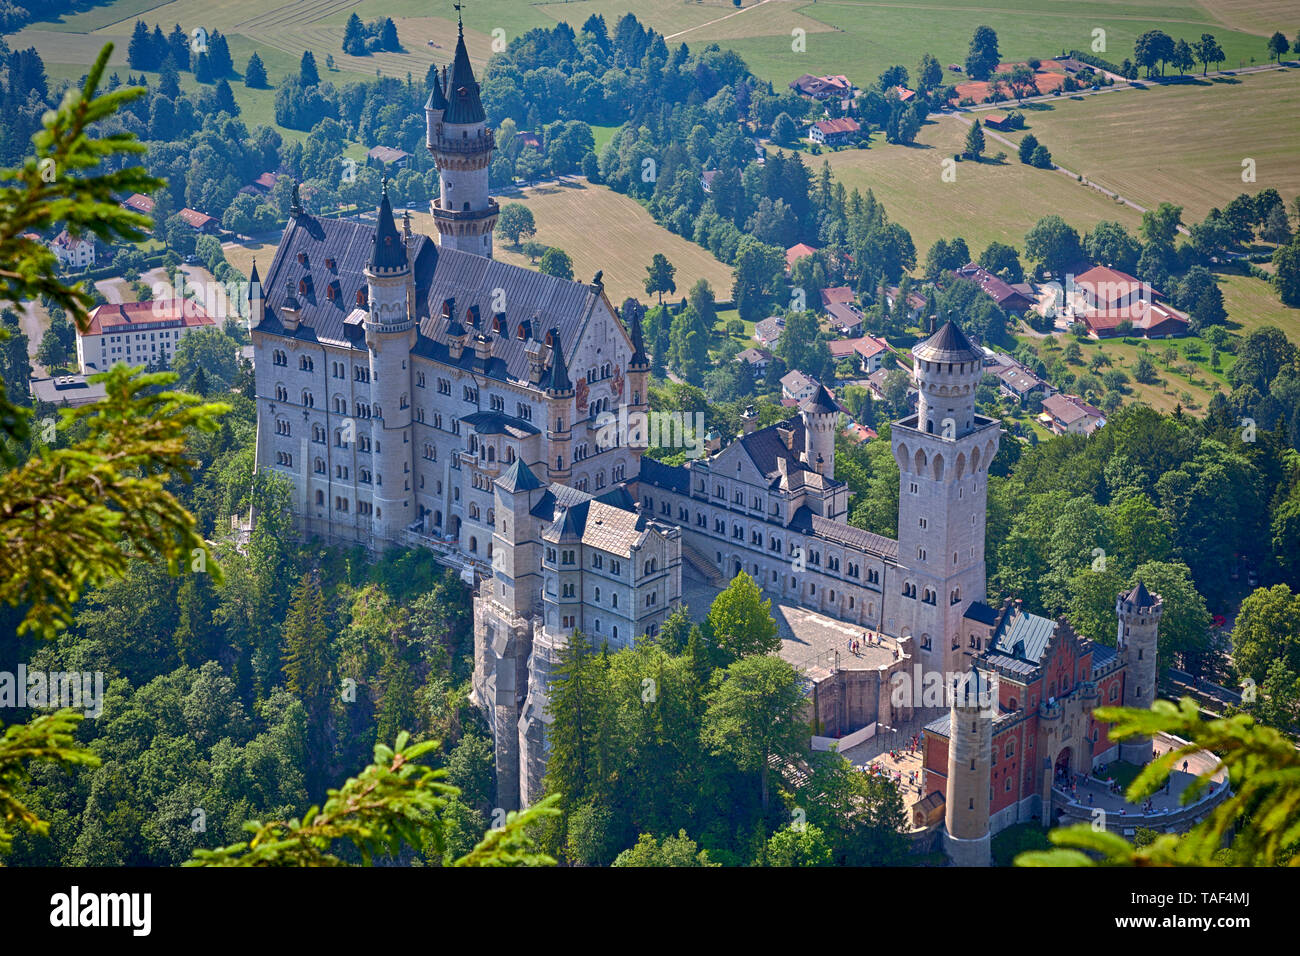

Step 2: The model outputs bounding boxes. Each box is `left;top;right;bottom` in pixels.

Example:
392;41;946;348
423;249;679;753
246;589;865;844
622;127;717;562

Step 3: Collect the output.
679;537;725;588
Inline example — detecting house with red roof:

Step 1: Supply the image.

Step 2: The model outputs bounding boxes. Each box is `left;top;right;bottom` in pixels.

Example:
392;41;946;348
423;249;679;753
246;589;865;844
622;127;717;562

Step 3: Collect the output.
78;298;216;373
1072;265;1187;338
178;208;219;233
809;116;861;146
785;242;820;269
790;73;853;102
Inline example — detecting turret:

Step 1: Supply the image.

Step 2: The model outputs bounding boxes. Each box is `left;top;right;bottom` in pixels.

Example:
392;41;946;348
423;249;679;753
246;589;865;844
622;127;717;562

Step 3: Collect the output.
545;328;573;483
799;384;838;480
1117;581;1163;763
428;15;498;257
493;459;546;617
912;319;982;438
944;668;992;867
363;182;417;544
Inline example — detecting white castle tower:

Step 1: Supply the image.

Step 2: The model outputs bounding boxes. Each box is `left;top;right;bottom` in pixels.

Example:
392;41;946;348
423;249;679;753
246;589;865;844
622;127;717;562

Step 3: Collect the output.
944;669;993;867
1117;581;1162;763
891;320;1001;674
427;15;498;257
801;383;839;479
364;183;417;544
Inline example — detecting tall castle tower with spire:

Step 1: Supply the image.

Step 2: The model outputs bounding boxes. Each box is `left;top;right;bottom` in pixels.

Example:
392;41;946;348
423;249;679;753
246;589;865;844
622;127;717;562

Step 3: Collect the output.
426;14;499;258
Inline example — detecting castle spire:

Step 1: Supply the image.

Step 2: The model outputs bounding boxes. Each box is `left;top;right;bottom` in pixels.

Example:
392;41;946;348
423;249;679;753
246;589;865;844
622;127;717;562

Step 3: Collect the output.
369;179;408;271
546;328;572;394
445;12;485;124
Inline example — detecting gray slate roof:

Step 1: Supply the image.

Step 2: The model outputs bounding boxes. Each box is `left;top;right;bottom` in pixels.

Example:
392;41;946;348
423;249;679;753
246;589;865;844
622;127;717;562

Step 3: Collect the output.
255;211;603;387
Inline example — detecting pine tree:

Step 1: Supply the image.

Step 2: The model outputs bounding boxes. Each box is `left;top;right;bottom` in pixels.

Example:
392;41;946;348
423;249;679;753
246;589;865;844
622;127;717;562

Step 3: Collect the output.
213;79;239;116
158;56;180;99
209;31;233;78
343;13;366;56
964;118;985;160
244;52;267;89
127;21;154;70
380;17;400;51
151;25;168;69
300;49;320;86
167;24;189;71
194;52;213;84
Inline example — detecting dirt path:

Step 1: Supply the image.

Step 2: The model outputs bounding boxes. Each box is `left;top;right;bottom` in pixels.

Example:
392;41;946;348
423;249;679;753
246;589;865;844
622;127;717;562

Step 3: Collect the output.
663;0;775;41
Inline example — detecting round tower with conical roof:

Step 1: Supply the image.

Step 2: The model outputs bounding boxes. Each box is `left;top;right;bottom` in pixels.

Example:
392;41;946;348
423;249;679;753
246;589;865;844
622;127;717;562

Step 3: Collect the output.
944;669;993;867
427;16;498;257
800;383;839;480
545;328;574;483
364;183;417;544
1117;581;1163;763
913;319;983;439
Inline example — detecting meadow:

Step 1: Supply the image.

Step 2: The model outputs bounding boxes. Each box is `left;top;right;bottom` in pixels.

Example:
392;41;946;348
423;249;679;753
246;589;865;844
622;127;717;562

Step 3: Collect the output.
801;115;1147;259
998;67;1300;225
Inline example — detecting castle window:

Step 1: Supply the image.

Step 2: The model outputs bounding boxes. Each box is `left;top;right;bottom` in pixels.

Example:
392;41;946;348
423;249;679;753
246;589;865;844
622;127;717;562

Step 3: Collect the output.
315;490;324;505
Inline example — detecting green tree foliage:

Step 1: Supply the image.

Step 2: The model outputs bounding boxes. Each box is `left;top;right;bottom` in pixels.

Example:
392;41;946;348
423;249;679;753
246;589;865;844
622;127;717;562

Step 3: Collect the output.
1231;584;1300;687
966;25;1001;80
539;246;574;280
644;252;676;304
189;733;558;866
1024;215;1082;276
706;570;780;662
613;830;718;866
1018;698;1300;866
495;202;536;246
702;655;807;811
245;52;268;89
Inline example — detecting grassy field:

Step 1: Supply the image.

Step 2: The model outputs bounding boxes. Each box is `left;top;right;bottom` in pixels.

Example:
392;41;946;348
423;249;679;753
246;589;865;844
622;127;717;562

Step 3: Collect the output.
487;178;736;303
1218;269;1300;341
803;114;1146;259
998;68;1300;226
1016;328;1234;416
712;0;1279;90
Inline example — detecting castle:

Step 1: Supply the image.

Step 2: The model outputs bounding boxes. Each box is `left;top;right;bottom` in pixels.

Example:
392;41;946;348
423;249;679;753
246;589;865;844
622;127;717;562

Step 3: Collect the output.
250;24;1181;864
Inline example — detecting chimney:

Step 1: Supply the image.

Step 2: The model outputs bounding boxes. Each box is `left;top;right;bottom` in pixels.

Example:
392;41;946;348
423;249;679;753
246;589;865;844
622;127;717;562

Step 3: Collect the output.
741;404;758;435
474;332;492;361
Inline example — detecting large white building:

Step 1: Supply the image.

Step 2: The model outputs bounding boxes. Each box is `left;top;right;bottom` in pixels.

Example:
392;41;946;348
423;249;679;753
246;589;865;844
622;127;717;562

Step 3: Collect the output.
78;298;215;373
50;229;95;270
251;22;1005;815
251;21;645;576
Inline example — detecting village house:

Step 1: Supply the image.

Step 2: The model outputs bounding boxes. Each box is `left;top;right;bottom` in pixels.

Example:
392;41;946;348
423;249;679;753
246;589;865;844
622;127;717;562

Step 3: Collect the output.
789;73;853;101
735;347;773;376
240;171;282;198
821;286;855;308
809;116;861;146
853;335;891;374
700;169;719;193
49;230;95;271
754;315;786;347
1040;392;1105;436
177;208;220;234
785;242;819;270
367;145;411;169
780;369;820;403
884;285;927;321
954;263;1036;313
29;373;109;408
826;301;864;335
121;193;155;217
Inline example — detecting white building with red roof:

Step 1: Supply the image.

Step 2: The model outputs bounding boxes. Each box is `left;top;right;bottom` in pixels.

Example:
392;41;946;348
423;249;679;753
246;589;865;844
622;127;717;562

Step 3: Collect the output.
808;116;861;146
78;298;216;373
49;229;95;270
